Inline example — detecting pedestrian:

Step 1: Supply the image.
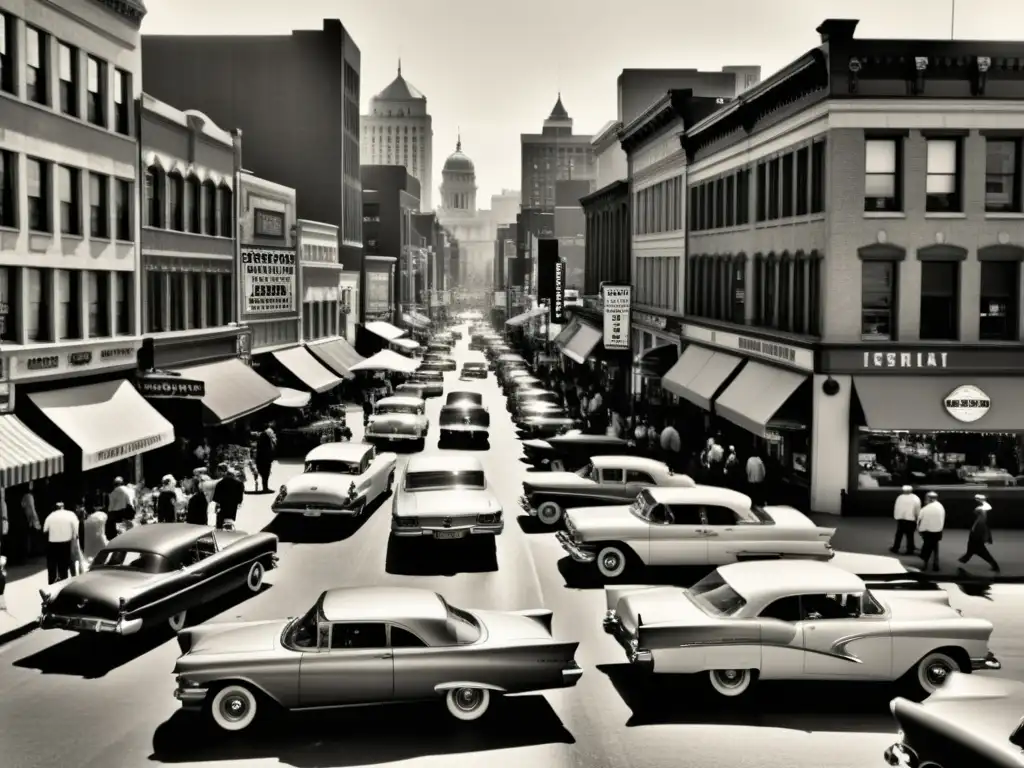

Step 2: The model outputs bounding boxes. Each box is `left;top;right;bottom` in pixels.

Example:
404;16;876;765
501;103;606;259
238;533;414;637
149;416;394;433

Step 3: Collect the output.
890;485;921;555
255;423;277;493
958;494;1000;572
82;507;108;563
106;477;135;540
156;475;181;523
213;467;244;529
42;502;78;584
186;473;212;525
917;491;946;572
745;452;766;501
723;447;739;489
659;422;682;469
22;483;41;556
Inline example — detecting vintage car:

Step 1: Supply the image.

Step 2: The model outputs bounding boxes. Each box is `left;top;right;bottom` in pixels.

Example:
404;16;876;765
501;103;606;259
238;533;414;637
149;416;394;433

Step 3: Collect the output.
392;455;503;539
39;523;279;635
601;560;1000;699
522;430;635;471
460;361;488;379
418;357;456;373
439;398;490;445
886;673;1024;768
521;455;695;526
365;414;428;449
394;381;429;399
427;339;452;353
448;328;463;340
445;390;484;407
276;416;352;457
515;400;568;423
556;485;836;578
517;409;578;440
502;370;538;392
513;390;564;422
409;369;444;397
372;395;429;431
496;353;526;368
272;442;398;517
172;585;582;732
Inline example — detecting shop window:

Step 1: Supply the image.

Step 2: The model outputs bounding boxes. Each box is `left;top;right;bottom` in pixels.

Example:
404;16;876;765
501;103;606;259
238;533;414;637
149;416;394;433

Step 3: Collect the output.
27;158;50;232
168;272;185;330
220;270;233;322
167;173;184;231
919;261;959;340
145;271;165;333
861;261;897;340
202;181;217;235
857;429;1024;490
979;260;1019;341
89;173;108;239
57;269;80;339
25;26;47;105
87;271;109;337
86;55;105;127
115;272;130;334
925;139;961;213
186;176;201;233
0;265;17;341
58;42;78;117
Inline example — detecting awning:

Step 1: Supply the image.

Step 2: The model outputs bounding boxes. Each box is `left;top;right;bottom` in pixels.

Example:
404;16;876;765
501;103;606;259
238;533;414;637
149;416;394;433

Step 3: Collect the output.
177;358;282;425
715;361;809;437
272;346;343;393
854;376;1024;431
306;336;363;379
349;350;420;374
0;414;64;486
662;346;744;410
29;380;175;472
553;320;580;347
363;321;406;341
561;321;602;364
401;313;430;330
392;338;421;351
635;344;679;378
506;306;548;327
410;311;432;327
274;387;312;409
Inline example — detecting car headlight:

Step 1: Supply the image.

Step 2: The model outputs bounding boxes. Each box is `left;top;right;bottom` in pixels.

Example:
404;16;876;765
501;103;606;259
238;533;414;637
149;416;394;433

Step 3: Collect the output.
477;513;500;524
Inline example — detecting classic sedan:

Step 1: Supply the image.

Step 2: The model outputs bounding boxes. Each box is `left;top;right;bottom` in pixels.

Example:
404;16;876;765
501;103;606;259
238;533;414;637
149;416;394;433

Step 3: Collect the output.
602;560;1000;699
502;370;539;393
394;382;429;399
460;362;488;380
439;403;490;445
517;407;578;439
172;586;582;732
272;442;398;517
521;455;695;526
886;673;1024;768
419;357;456;373
409;369;444;397
391;455;503;539
522;430;635;471
510;389;561;418
365;413;427;449
556;485;835;578
39;523;278;635
372;395;429;432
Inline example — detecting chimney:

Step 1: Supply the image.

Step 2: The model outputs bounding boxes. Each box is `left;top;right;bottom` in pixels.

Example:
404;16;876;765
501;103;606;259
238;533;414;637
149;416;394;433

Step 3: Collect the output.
816;18;859;44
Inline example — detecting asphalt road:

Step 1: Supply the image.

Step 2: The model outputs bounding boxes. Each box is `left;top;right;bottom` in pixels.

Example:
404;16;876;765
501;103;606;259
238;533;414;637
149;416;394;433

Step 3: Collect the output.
2;327;1023;768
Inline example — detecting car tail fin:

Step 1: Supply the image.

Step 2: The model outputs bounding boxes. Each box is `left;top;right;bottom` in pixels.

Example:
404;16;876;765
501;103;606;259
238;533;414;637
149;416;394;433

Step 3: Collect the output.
177;629;194;655
604;585;655;612
512;608;553;635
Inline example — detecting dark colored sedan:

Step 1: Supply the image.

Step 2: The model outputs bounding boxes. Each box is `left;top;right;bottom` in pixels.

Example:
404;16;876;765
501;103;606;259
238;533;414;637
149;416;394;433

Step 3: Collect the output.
460;362;488;379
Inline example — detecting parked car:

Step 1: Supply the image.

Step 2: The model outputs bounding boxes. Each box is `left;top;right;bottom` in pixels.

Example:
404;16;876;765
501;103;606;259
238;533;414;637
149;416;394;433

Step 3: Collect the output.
449;328;463;340
419;358;456;373
39;523;279;635
392;456;503;539
445;391;483;407
886;673;1024;768
556;485;836;578
502;370;539;393
366;414;428;450
172;586;582;732
427;340;452;353
394;381;429;399
460;362;488;380
373;395;429;429
513;391;565;422
273;442;398;518
521;430;635;471
602;560;1000;699
409;369;444;397
521;456;695;525
439;401;490;445
515;400;568;423
516;410;579;440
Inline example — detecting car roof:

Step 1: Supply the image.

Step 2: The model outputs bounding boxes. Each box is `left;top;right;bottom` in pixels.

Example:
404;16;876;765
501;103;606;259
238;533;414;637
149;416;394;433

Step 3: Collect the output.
413;370;442;378
646;485;751;506
407;455;483;474
305;442;371;463
108;522;208;556
719;560;865;598
377;396;424;406
463;361;486;367
592;455;666;472
320;586;447;622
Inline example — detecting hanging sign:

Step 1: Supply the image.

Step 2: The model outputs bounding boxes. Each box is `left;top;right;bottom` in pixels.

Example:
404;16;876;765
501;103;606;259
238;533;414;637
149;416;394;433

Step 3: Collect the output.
944;384;991;424
551;260;566;324
601;283;631;350
241;247;297;314
137;376;206;399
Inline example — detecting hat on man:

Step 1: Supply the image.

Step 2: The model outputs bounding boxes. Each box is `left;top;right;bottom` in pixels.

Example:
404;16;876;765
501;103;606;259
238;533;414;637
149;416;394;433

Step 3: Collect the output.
926;491;939;499
901;485;913;493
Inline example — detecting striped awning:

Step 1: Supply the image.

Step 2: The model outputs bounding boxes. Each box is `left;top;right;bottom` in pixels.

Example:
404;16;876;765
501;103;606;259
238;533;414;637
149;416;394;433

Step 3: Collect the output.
0;414;64;487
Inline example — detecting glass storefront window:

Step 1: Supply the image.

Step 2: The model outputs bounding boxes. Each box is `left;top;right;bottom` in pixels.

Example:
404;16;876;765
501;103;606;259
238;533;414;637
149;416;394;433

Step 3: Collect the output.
856;428;1024;489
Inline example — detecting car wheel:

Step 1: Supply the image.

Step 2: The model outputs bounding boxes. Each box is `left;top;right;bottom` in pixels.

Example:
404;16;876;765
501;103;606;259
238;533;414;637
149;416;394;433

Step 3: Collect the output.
709;669;755;697
245;561;265;593
596;545;629;579
536;500;563;526
550;459;566;472
209;684;259;732
445;687;491;721
168;610;188;632
915;651;960;695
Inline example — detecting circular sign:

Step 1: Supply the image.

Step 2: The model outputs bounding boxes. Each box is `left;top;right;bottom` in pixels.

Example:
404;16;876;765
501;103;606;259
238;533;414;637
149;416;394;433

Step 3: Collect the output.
944;385;991;423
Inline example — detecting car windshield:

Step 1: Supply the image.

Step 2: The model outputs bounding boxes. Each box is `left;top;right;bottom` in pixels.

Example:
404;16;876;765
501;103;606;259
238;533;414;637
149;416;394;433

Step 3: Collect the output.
629;489;657;521
289;600;321;649
91;548;170;573
378;403;421;415
305;460;360;475
688;570;748;617
405;470;486;491
395;385;422;396
439;595;482;644
464;363;485;370
576;463;595;479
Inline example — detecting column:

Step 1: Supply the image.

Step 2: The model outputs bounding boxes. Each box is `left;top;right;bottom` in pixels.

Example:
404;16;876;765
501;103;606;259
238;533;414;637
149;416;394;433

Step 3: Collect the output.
199;272;208;328
77;271;88;338
183;273;192;330
105;271;116;337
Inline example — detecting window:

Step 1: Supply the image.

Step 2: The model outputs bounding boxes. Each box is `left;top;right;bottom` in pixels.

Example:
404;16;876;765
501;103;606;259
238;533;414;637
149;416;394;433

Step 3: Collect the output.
25;27;46;105
659;504;702;525
202;181;217;234
759;596;801;622
87;271;108;337
390;626;427;647
781;153;794;218
167;174;184;230
0;12;13;95
919;261;959;340
979;261;1019;341
0;149;14;228
220;270;233;323
755;163;767;222
219;186;233;237
925;139;960;212
687;570;747;616
736;169;750;225
600;468;624;483
27;158;49;232
169;273;185;331
57;270;80;339
0;265;16;341
58;166;80;235
985;139;1020;213
89;173;108;238
185;176;200;233
113;69;130;135
861;261;897;341
145;271;164;332
864;139;900;211
703;506;739;526
206;273;221;326
26;268;48;341
145;168;162;227
810;140;826;213
624;470;655;484
330;623;386;649
115;272;130;334
86;56;105;127
767;158;780;220
58;43;77;116
115;179;131;240
724;174;735;227
188;273;203;329
795;147;809;215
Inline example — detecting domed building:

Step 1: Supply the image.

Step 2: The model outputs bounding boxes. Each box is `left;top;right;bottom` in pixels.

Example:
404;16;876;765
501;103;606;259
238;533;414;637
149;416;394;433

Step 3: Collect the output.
437;136;497;289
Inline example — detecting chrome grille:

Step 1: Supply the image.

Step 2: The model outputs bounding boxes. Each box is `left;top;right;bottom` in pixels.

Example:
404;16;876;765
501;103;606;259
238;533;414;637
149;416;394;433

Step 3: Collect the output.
418;514;477;527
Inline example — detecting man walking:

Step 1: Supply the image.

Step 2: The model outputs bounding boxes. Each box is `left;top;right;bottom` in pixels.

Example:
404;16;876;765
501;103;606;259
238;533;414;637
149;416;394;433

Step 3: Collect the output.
917;491;946;572
212;466;244;530
890;485;921;555
42;502;78;584
255;424;277;494
958;494;1000;572
106;477;134;540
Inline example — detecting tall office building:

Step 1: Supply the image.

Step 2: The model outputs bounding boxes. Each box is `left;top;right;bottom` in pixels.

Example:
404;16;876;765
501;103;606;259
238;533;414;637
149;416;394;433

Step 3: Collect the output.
361;62;433;210
520;95;596;211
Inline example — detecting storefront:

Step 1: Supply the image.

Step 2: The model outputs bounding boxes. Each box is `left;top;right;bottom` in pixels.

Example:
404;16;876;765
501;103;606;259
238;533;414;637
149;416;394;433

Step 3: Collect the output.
818;346;1024;526
363;255;396;326
555;307;629;413
400;311;432;337
631;311;683;414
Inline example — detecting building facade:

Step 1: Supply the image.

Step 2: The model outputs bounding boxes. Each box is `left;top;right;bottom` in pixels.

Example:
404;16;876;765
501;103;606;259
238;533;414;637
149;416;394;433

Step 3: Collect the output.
361;165;421;323
298;219;358;343
437;138;493;290
554;179;590;291
360;63;433;211
617;67;760;126
413;211;451;321
521;96;595;211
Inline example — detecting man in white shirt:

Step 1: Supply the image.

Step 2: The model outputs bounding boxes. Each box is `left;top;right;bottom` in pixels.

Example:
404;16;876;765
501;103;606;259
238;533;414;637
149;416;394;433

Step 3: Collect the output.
917;491;946;572
43;502;79;584
890;485;921;555
107;477;135;539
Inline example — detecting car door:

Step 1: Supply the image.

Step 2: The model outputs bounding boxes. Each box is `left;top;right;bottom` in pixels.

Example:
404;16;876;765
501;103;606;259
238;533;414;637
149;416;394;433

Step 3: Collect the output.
389;624;444;701
298;622;394;707
798;594;892;679
755;596;805;678
596;468;631;503
623;469;657;500
701;505;748;564
647;503;708;566
361;448;382;500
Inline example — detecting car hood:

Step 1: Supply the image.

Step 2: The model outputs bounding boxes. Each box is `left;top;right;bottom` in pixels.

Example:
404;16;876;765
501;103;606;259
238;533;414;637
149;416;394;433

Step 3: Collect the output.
881;595;963;621
179;619;290;655
565;505;645;535
525;472;593;490
399;489;500;516
284;472;356;494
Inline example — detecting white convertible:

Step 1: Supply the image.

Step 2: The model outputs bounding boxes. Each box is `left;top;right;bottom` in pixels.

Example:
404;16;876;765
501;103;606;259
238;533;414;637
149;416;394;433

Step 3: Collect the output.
603;560;1000;698
272;442;397;517
391;456;503;539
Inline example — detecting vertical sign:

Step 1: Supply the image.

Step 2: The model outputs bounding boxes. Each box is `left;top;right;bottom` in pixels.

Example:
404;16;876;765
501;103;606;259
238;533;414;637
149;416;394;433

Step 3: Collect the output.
551;260;566;323
537;239;558;302
241;247;297;314
601;283;631;350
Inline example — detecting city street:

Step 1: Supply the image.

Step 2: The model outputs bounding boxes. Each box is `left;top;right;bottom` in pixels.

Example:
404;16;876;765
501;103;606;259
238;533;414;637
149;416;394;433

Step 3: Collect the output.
2;330;1024;768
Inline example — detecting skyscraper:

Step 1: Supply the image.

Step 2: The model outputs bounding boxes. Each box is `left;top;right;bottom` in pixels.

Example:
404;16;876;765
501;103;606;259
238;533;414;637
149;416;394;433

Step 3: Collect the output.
520;95;596;211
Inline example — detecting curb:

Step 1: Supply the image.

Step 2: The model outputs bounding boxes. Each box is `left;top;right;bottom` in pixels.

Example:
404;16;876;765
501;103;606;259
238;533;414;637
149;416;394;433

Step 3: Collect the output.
0;617;37;648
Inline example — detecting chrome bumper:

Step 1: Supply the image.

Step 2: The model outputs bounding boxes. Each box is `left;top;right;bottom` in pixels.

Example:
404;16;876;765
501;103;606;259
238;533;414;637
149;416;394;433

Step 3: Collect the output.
40;612;143;635
272;504;360;516
883;743;917;767
971;651;1001;671
439;426;489;435
603;613;653;669
555;530;596;563
367;433;423;441
561;661;584;687
391;523;504;537
174;685;210;710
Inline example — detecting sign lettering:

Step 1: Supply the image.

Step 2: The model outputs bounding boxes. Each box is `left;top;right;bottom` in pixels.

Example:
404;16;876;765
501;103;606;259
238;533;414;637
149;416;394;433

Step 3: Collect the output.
101;347;134;360
67;352;93;366
944;384;991;424
863;351;949;369
95;434;166;463
253;208;286;238
551;260;566;324
137;377;206;399
26;356;59;371
9;343;140;380
738;337;797;363
602;284;631;350
242;247;297;314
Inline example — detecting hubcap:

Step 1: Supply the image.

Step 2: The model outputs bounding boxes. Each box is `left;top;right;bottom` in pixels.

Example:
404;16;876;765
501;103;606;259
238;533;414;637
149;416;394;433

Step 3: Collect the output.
454;688;482;711
249;566;262;588
221;694;250;722
602;553;620;570
925;662;950;687
716;670;743;687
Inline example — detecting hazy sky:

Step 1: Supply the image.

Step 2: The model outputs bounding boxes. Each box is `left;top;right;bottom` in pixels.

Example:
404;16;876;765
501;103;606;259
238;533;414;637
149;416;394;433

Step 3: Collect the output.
142;0;1021;205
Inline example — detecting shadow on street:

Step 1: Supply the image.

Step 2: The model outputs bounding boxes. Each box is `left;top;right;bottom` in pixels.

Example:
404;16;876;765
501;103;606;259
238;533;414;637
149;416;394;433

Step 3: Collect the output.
150;693;574;767
385;534;498;576
516;514;553;534
263;491;389;544
555;556;708;590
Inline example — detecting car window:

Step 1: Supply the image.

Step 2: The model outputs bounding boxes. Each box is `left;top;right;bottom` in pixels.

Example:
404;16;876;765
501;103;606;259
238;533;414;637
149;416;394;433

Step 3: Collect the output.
92;548;169;573
404;470;485;491
703;506;739;526
759;596;802;621
601;468;625;483
576;463;595;480
306;460;360;475
390;626;428;648
330;622;387;649
801;593;861;621
625;470;655;484
664;504;704;525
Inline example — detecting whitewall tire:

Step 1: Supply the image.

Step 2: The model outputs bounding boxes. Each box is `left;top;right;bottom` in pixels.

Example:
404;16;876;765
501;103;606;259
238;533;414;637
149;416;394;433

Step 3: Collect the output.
916;651;959;695
445;687;491;721
210;684;259;732
536;501;563;526
596;546;628;579
168;610;188;632
709;669;754;697
245;561;264;593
